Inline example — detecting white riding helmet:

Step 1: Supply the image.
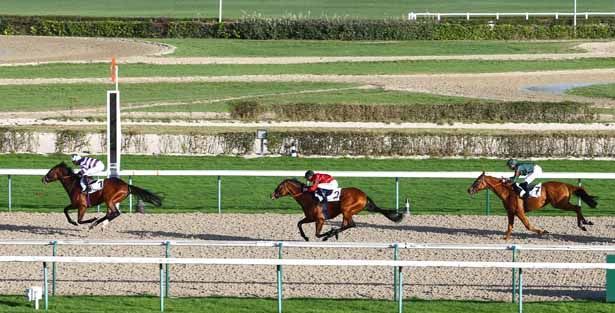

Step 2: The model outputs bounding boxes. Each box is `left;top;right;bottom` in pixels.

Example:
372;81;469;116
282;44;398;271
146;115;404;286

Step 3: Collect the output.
71;154;80;162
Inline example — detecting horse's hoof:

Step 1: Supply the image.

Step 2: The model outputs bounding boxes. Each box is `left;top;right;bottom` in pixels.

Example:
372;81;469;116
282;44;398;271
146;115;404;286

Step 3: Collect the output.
69;221;78;226
322;237;329;242
580;226;587;231
585;220;594;226
303;237;309;242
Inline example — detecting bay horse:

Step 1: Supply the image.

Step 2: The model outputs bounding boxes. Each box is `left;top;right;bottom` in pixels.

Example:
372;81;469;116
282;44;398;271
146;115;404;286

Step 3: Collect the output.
42;162;162;229
271;178;404;241
467;172;597;240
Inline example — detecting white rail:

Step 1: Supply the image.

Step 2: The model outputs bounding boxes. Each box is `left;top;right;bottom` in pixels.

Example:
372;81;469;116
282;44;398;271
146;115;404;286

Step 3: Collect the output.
2;169;613;213
2;239;615;252
408;11;615;21
4;169;615;179
2;253;613;313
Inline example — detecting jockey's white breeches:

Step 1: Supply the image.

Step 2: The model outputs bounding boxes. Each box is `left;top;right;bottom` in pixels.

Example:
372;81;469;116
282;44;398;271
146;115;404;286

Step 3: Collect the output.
524;165;542;184
317;180;339;190
81;163;105;177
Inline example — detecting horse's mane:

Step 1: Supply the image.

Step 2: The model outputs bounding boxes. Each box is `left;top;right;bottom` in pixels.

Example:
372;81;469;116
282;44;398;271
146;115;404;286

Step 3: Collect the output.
284;178;305;187
56;162;78;178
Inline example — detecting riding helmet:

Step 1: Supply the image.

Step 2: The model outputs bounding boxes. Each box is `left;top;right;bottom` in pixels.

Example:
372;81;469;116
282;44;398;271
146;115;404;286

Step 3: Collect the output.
506;158;518;167
304;170;314;179
71;154;80;162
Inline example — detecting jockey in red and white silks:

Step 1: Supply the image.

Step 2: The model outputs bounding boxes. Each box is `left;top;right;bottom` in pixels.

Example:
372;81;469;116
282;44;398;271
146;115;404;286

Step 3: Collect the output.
304;170;339;204
71;154;105;193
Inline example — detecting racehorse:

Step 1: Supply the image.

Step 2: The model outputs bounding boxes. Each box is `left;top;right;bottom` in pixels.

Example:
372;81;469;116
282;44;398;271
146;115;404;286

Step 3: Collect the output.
271;178;404;241
42;162;162;229
467;172;597;240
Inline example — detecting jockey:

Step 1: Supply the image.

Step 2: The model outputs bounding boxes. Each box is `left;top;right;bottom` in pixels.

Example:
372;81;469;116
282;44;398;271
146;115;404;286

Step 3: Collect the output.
71;154;105;193
507;158;542;198
304;170;338;205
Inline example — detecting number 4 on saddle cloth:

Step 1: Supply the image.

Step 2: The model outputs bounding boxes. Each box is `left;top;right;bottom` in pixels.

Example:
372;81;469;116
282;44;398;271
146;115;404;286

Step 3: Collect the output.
512;183;542;198
314;188;342;202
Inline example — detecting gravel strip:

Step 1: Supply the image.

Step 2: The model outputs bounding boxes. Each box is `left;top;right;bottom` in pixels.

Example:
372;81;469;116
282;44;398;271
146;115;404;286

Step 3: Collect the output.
0;213;613;301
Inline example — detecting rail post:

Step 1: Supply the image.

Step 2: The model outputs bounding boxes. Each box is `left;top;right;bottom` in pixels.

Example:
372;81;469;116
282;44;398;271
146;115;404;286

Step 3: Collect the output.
518;268;523;313
393;243;400;301
397;267;404;313
129;176;133;213
8;175;12;212
52;241;57;296
217;176;222;214
512;245;517;303
277;242;283;313
577;178;582;207
43;261;48;311
395;177;399;212
159;263;165;312
165;241;171;298
485;189;491;216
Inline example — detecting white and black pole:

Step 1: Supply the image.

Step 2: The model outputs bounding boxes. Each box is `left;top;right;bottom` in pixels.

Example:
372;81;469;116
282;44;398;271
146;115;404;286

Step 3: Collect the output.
107;58;121;178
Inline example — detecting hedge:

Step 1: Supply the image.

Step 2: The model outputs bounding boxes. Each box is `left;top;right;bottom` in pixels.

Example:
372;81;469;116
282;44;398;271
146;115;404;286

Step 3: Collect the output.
229;101;597;123
2;15;615;39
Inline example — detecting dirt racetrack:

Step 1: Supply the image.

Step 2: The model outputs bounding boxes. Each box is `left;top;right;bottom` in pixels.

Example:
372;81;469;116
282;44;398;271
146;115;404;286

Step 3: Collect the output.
0;212;613;301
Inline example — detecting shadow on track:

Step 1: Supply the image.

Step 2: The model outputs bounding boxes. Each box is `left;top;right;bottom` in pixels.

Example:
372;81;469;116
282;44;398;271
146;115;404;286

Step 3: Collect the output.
0;223;79;236
122;230;270;241
356;222;615;243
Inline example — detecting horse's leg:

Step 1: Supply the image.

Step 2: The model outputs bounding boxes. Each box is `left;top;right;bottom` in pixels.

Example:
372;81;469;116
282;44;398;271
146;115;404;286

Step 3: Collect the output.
64;205;78;226
314;218;332;241
503;212;514;240
297;217;313;241
552;200;591;231
77;206;96;224
329;216;356;240
515;210;545;235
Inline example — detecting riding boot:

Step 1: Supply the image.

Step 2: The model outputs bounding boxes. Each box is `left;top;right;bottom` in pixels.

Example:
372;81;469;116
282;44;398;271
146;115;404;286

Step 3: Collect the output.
519;182;530;199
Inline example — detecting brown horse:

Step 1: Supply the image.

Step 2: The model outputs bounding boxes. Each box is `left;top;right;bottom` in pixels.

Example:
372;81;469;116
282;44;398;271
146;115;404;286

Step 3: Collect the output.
271;178;404;241
42;162;162;229
467;172;597;239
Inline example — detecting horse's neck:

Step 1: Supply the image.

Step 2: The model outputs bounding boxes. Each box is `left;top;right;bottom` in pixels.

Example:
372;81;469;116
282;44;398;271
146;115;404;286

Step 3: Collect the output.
60;174;79;195
485;177;510;200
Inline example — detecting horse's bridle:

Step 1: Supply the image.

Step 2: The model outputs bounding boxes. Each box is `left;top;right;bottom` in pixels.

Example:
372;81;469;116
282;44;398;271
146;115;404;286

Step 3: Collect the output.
280;181;303;198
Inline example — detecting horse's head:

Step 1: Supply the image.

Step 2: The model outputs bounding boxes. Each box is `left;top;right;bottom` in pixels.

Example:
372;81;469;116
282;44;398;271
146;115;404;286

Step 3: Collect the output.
42;162;74;184
467;172;488;195
271;178;304;200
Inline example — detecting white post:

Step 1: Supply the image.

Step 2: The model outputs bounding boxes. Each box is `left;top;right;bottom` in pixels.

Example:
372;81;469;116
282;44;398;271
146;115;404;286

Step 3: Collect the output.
574;0;577;28
219;0;223;23
114;65;119;92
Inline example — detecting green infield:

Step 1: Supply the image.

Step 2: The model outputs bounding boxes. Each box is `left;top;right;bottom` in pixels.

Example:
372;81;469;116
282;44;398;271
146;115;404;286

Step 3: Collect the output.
0;82;357;112
568;83;615;99
1;1;612;18
159;39;582;57
0;295;612;313
4;58;615;80
0;154;613;215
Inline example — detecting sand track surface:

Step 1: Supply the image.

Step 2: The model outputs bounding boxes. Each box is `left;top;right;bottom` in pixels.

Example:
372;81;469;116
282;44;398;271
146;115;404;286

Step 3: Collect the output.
0;213;613;301
0;36;171;64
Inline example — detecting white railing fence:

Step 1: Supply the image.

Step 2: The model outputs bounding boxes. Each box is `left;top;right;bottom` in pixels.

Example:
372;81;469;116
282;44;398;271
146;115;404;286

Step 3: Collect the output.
2;250;614;313
408;11;615;22
2;169;613;213
2;239;614;313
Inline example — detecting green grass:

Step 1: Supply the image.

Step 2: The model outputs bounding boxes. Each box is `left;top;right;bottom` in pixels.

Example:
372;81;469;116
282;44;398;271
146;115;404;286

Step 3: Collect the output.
568;83;615;99
160;39;582;57
0;82;355;112
1;1;613;18
0;296;612;313
1;154;614;215
4;58;615;80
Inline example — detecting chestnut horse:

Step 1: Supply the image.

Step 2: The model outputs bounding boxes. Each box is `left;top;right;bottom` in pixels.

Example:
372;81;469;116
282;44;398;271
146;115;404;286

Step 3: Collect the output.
42;162;162;229
271;178;404;241
467;172;597;239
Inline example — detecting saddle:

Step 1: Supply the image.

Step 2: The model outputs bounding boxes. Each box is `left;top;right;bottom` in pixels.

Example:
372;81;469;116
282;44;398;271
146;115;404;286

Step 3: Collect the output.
314;188;342;202
512;183;542;198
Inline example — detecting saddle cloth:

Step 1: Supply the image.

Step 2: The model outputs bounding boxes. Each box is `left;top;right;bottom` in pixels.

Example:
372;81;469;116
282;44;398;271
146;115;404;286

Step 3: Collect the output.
87;179;104;194
314;188;342;202
515;183;542;198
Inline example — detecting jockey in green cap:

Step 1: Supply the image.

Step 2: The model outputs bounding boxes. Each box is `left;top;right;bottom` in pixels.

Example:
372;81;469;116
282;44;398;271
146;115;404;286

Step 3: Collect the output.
506;158;542;199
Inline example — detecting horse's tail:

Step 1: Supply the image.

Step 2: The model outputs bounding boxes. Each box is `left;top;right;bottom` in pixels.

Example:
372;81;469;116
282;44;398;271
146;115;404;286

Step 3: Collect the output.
365;196;404;223
573;187;598;208
129;184;163;207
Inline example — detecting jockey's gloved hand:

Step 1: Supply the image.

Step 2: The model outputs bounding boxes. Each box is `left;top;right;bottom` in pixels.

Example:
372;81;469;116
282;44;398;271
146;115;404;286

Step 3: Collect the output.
302;186;308;193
